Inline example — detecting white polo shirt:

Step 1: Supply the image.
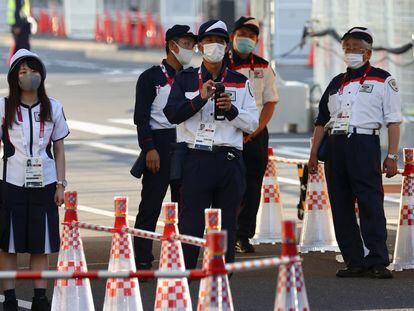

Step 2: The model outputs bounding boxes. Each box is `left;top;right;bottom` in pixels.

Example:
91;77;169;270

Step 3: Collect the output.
0;97;70;187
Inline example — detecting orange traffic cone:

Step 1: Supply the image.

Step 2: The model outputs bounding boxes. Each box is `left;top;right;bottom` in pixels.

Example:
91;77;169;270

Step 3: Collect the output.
154;203;191;310
103;197;143;311
299;163;339;253
275;221;309;311
147;12;157;48
51;191;94;311
114;11;124;44
198;230;233;310
104;11;114;44
135;12;145;47
252;147;284;244
95;12;104;42
124;11;133;45
57;13;67;37
198;209;222;309
392;148;414;271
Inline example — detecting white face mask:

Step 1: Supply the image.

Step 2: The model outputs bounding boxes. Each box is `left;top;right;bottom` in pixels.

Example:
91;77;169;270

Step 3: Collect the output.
171;42;194;66
201;43;226;63
344;53;365;69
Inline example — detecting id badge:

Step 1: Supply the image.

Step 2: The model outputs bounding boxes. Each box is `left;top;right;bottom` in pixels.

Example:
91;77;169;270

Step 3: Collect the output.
331;106;351;135
25;157;44;188
194;122;216;151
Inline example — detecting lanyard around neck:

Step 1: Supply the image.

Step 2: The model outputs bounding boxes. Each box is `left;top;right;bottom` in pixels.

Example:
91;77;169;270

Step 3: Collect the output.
198;66;228;92
160;63;174;86
229;50;254;71
339;65;372;95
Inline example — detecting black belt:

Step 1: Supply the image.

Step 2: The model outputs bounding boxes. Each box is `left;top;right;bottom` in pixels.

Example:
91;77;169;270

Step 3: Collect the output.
188;146;241;160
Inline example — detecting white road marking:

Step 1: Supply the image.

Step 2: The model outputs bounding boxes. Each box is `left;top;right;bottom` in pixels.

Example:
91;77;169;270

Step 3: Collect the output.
108;118;135;126
64;79;91;86
0;88;8;94
275;147;309;159
67;120;136;136
0;295;31;309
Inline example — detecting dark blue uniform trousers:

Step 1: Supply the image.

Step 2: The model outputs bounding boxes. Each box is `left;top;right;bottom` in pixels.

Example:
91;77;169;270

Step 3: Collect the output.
325;134;389;268
179;149;246;269
237;127;269;239
134;129;180;264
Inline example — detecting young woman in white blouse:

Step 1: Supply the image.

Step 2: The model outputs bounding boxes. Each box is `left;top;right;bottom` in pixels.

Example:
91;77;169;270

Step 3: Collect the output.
0;49;69;311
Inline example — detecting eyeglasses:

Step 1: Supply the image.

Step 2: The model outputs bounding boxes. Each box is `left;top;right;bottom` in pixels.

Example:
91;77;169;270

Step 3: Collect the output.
342;47;367;54
175;39;196;49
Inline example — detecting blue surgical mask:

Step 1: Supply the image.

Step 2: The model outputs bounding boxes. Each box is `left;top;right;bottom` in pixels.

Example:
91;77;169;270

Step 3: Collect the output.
234;36;256;54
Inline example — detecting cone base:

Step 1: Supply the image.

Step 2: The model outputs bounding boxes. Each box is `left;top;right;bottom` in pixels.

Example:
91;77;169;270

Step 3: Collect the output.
390;263;414;271
299;245;340;253
251;236;282;245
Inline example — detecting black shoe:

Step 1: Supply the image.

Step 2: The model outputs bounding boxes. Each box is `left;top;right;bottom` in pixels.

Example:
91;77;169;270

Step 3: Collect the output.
336;267;366;278
366;265;393;279
31;296;50;311
235;238;255;253
3;299;18;311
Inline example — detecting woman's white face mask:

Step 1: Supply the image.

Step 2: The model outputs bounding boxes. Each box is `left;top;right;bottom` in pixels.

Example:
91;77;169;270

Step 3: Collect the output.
201;43;226;63
171;41;194;66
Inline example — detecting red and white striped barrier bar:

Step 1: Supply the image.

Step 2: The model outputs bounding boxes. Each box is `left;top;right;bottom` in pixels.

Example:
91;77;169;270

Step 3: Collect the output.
0;256;299;280
271;156;308;165
0;270;205;280
170;233;206;247
225;256;300;273
121;226;163;241
71;221;114;234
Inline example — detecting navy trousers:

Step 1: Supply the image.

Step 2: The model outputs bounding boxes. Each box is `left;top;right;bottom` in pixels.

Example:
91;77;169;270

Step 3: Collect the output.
179;149;246;269
325;134;389;268
134;129;180;264
237;127;269;239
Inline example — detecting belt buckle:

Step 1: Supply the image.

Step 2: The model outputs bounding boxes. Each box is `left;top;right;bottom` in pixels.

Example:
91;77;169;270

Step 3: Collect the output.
227;151;236;161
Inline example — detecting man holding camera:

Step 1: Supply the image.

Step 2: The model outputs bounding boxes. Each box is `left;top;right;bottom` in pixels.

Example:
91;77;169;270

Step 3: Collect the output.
164;19;258;268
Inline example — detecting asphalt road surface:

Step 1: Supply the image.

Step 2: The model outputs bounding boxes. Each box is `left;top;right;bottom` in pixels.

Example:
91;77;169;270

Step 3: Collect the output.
0;38;413;311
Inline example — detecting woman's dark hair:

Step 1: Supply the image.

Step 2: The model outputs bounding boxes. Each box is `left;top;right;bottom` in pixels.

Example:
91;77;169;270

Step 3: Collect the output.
5;58;52;129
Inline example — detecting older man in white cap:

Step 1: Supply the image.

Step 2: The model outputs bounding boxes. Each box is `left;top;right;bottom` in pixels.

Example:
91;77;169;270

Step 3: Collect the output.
308;27;402;278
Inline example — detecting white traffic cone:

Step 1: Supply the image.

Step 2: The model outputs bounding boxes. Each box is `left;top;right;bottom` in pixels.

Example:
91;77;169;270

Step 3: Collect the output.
198;209;221;310
198;230;234;311
392;148;414;271
252;147;284;244
299;163;339;253
154;202;192;311
103;197;143;311
275;221;309;311
51;191;95;311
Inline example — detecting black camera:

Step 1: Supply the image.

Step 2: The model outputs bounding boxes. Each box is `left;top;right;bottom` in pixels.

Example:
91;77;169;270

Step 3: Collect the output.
214;82;226;121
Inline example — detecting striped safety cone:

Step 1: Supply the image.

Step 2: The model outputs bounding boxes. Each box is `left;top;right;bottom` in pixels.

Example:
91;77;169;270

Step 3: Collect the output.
51;191;95;311
198;209;222;309
103;197;143;311
154;203;192;311
392;148;414;271
252;147;284;244
299;163;339;253
275;221;309;311
198;230;234;311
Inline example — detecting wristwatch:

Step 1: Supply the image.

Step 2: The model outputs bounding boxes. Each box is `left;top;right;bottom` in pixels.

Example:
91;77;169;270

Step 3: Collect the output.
57;180;68;188
387;154;399;161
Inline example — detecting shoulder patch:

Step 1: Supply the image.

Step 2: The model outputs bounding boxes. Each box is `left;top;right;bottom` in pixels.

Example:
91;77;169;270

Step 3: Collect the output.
388;79;399;92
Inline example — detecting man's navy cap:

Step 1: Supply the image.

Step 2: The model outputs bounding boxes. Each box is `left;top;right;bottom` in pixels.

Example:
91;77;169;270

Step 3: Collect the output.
198;20;229;42
165;25;197;42
233;16;260;36
341;27;373;44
